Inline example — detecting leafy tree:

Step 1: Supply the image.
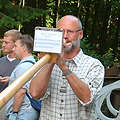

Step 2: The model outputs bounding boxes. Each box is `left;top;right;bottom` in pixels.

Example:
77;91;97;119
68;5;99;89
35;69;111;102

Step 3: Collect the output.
0;0;119;67
0;0;48;36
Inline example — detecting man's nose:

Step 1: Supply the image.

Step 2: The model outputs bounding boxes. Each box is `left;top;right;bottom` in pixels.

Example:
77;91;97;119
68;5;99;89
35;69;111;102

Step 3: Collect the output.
2;42;5;47
63;30;69;38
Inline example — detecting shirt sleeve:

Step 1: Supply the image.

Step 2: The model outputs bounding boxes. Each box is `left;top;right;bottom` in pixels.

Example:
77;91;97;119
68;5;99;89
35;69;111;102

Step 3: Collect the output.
78;59;105;106
14;63;34;89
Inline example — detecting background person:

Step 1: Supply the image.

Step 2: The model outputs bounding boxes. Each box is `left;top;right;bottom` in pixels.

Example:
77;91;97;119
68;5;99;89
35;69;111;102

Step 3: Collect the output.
29;15;105;120
0;29;21;120
6;34;40;120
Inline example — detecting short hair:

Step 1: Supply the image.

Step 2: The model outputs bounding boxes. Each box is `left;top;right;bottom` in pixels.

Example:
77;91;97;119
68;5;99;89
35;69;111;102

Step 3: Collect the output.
17;34;34;54
4;29;22;42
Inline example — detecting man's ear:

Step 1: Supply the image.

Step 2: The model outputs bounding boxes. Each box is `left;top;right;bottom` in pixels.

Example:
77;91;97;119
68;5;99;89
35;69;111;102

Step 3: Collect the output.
80;30;83;39
22;45;27;52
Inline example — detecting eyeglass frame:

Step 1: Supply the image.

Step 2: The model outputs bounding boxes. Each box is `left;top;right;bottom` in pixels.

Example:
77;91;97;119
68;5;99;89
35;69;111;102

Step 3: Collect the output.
62;29;81;36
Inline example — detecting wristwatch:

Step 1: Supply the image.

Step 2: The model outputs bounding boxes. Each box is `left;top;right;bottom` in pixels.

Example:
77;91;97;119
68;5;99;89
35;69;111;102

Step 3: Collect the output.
13;111;19;114
63;69;72;76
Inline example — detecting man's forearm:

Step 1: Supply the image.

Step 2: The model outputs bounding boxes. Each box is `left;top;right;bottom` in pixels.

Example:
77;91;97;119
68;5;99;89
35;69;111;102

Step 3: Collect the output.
13;89;26;112
65;72;91;103
30;63;54;99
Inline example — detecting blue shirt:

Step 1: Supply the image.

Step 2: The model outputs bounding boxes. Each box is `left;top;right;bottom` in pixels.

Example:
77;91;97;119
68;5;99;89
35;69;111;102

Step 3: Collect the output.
6;56;37;116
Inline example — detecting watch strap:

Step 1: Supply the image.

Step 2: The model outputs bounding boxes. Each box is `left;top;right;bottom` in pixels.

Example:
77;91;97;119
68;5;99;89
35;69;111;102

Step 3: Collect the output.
63;69;72;76
13;111;19;114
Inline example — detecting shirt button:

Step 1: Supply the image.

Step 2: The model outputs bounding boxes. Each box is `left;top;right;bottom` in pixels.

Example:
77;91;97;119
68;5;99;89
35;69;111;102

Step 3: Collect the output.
60;106;63;109
61;100;64;102
60;114;62;116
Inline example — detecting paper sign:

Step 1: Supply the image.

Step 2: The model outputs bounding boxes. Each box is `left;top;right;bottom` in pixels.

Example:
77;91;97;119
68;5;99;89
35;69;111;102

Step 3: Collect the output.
33;27;63;53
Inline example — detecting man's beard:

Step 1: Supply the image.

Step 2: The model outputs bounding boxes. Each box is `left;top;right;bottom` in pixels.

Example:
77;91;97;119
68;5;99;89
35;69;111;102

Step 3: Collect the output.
64;35;80;52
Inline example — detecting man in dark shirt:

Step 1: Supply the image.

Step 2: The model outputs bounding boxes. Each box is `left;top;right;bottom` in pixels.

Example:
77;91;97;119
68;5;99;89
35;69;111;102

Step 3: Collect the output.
0;29;21;120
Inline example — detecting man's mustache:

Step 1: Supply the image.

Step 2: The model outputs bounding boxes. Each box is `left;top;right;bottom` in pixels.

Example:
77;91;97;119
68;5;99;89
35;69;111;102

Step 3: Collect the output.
63;39;72;48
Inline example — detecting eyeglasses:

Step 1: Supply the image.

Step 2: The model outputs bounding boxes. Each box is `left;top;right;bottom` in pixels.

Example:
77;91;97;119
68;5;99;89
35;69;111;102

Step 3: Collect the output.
2;40;14;45
63;29;81;36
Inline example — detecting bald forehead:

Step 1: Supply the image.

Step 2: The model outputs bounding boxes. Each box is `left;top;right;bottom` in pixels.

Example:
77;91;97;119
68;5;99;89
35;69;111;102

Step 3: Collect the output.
57;15;80;29
62;15;78;21
57;15;79;28
58;15;78;24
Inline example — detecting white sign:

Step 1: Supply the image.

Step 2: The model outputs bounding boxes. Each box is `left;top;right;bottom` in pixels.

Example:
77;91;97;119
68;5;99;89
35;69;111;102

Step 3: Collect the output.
33;27;63;53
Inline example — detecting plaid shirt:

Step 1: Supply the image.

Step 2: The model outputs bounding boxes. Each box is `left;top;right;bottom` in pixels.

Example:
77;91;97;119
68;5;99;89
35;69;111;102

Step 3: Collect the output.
40;49;105;120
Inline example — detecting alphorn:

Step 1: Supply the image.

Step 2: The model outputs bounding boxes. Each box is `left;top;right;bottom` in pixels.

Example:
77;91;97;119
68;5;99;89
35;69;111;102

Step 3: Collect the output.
0;53;57;110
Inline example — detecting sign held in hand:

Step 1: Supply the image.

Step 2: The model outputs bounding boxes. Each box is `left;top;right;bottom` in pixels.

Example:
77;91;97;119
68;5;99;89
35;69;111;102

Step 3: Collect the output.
33;27;63;54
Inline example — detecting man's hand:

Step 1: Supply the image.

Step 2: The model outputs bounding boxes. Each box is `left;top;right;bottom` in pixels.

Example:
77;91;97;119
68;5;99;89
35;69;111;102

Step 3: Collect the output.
55;54;65;68
0;77;10;85
63;38;72;48
55;54;69;73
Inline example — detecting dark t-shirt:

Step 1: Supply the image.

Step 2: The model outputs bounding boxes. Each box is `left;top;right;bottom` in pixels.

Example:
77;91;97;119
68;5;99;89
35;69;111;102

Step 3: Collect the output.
0;56;20;92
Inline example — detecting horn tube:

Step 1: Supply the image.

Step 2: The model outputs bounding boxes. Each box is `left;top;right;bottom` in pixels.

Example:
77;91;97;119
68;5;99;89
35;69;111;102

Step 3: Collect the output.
0;53;52;110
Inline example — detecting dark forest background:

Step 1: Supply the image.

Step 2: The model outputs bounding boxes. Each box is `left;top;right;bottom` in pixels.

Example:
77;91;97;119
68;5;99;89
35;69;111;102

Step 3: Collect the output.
0;0;120;68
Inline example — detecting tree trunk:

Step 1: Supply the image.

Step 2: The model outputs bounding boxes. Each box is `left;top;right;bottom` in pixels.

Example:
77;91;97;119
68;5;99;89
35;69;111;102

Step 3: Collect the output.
83;0;91;38
22;0;36;37
89;1;100;49
99;0;111;55
77;0;81;19
113;14;120;58
56;0;60;23
53;0;59;27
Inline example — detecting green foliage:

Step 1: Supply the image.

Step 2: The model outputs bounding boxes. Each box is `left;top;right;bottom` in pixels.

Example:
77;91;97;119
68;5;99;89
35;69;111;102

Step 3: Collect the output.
0;16;18;28
46;15;54;28
81;38;115;68
32;51;38;61
0;0;13;9
101;52;114;68
58;0;78;17
0;0;119;68
0;44;4;57
0;0;47;30
11;5;47;23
